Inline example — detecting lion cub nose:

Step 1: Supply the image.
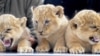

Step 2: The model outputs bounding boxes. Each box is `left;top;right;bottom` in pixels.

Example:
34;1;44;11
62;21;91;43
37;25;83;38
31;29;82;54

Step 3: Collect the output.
39;31;43;35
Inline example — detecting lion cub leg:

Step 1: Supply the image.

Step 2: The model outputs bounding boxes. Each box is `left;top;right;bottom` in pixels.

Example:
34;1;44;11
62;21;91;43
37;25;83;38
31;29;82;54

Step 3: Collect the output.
17;39;34;53
54;37;68;53
68;41;85;54
0;40;5;52
92;43;100;54
36;38;50;52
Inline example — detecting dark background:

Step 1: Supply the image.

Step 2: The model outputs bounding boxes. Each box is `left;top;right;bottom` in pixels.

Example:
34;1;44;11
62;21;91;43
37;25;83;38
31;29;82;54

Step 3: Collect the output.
44;0;100;19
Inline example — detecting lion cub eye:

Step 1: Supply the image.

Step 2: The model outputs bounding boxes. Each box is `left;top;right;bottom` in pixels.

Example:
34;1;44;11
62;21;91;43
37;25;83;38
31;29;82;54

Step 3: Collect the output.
5;28;11;33
45;20;50;25
90;25;97;29
35;21;38;24
34;21;38;26
89;25;99;31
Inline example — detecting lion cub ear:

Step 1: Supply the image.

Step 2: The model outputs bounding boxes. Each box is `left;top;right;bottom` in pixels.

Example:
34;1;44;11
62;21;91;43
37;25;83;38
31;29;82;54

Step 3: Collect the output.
19;17;27;28
31;6;35;14
31;6;34;14
55;6;64;18
70;19;81;30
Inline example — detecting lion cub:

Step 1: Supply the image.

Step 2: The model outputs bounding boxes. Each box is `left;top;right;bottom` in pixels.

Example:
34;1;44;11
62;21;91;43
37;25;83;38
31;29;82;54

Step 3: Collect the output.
31;4;68;53
0;14;34;53
65;10;100;54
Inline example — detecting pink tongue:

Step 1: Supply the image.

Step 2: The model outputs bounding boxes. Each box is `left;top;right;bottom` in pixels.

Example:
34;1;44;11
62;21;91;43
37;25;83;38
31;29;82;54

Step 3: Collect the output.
4;40;11;47
94;37;100;42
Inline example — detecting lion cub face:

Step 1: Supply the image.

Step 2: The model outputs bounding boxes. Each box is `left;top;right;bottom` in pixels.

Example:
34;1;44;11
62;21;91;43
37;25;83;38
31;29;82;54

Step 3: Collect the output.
70;10;100;44
0;14;26;48
31;4;64;37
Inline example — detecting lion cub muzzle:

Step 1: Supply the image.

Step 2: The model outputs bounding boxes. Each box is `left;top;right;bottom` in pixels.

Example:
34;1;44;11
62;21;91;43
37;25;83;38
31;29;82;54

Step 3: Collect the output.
1;37;13;48
89;36;100;43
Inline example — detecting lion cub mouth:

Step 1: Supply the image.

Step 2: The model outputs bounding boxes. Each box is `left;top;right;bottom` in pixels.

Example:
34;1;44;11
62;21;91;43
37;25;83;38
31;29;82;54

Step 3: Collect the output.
2;38;13;48
89;36;100;43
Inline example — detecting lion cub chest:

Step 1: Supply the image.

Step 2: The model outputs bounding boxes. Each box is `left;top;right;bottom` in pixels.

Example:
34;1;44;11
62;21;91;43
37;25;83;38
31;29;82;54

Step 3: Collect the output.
47;25;67;48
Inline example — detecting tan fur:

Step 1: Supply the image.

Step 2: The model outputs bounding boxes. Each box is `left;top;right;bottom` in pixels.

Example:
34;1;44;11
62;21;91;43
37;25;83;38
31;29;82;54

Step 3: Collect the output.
31;4;68;53
0;14;34;53
65;9;100;54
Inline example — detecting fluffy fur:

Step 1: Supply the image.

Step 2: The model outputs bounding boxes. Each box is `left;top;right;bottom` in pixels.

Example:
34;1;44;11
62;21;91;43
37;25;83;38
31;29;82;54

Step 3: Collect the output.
0;14;34;53
31;4;68;53
65;10;100;54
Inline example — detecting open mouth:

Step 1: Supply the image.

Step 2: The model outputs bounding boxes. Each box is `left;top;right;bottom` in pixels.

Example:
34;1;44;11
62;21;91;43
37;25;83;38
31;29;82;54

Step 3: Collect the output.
2;38;13;48
89;36;100;43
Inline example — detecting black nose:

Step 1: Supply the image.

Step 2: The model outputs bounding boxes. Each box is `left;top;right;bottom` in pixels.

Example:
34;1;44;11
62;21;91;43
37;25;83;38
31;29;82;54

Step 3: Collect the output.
39;31;43;35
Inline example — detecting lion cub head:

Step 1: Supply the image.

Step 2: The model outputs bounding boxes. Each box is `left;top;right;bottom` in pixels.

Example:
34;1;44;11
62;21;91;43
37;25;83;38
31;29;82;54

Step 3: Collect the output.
0;14;27;48
31;4;65;37
70;10;100;44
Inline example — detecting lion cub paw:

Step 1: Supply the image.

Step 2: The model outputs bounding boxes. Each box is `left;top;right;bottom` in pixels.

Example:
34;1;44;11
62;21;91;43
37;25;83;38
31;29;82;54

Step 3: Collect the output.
36;45;50;53
92;45;100;54
17;46;34;53
0;46;5;52
69;46;85;54
54;46;68;53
